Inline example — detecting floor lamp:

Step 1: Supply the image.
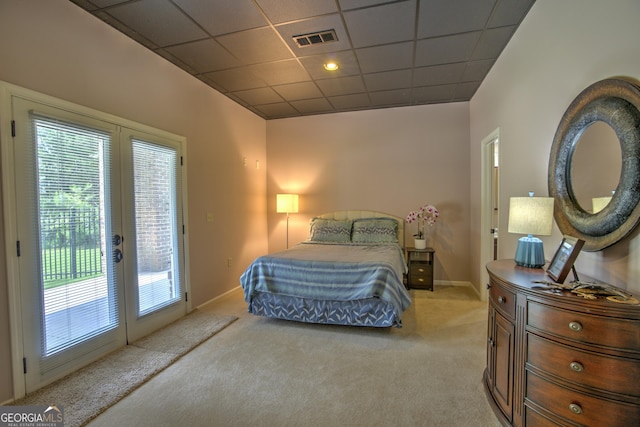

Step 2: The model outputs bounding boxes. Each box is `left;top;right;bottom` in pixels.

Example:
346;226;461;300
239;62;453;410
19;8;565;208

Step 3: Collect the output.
276;194;299;248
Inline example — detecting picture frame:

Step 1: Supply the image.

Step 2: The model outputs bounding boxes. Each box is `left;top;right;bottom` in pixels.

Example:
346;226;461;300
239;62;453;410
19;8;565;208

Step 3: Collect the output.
546;235;585;283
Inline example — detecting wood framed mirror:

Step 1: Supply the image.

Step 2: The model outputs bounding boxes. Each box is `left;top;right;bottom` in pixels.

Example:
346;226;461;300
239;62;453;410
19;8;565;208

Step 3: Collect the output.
548;78;640;251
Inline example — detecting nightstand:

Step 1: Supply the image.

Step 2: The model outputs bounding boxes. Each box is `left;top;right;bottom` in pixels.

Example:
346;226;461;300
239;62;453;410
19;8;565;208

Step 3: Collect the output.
406;247;435;291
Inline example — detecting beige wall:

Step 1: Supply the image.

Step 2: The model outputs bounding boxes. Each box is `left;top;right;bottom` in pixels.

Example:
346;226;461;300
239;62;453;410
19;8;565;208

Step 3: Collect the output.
470;0;640;295
266;103;471;283
0;0;267;402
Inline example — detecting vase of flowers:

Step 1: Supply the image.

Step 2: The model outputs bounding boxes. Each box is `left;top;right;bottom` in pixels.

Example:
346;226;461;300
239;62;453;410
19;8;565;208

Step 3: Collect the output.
406;204;439;249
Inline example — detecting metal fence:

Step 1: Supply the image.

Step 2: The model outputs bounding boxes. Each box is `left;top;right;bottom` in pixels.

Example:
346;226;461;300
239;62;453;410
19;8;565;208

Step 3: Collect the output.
41;208;103;282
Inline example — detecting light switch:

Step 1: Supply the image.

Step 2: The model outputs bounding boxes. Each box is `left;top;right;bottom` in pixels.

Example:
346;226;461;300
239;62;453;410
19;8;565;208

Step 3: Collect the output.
206;212;213;222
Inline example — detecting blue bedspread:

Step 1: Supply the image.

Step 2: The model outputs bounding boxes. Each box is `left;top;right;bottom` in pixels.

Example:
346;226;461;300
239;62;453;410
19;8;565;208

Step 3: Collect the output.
240;242;411;327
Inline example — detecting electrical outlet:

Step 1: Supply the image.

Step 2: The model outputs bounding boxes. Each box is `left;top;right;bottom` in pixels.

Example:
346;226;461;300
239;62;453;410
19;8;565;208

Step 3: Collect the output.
206;212;213;222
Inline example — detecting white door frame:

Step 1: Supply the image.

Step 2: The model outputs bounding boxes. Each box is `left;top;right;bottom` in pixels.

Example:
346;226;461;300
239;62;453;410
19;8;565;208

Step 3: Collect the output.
480;128;500;302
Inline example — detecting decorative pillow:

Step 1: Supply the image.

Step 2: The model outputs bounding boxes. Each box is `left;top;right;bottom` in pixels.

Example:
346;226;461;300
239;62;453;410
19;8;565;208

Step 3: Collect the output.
352;218;398;244
309;218;353;243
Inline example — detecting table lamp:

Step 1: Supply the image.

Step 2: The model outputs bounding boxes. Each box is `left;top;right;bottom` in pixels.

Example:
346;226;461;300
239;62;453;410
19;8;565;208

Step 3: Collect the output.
508;192;554;268
276;194;299;248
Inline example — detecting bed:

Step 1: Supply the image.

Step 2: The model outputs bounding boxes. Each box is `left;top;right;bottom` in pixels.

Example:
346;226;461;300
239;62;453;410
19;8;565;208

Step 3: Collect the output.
240;210;411;328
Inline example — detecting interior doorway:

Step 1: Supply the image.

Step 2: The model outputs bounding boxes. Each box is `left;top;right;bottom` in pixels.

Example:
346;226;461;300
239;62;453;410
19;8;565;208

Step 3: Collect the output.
480;129;500;300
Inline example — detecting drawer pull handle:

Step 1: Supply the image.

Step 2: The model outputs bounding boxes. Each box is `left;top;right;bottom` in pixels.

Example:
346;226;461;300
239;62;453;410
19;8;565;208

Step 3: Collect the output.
569;361;584;372
568;321;583;332
417;278;424;282
418;268;424;272
569;403;583;415
498;296;506;303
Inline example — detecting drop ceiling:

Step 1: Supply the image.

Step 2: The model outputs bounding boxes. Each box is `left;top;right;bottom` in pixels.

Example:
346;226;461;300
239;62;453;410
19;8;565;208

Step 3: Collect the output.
70;0;535;120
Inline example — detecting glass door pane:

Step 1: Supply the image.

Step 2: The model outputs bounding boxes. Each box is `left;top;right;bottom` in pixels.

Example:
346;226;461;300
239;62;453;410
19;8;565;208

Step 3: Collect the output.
34;116;119;358
132;140;181;316
12;95;126;393
122;130;185;342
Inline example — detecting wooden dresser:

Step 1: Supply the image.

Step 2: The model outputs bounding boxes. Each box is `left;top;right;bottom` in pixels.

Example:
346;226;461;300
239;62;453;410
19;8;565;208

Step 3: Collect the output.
484;259;640;427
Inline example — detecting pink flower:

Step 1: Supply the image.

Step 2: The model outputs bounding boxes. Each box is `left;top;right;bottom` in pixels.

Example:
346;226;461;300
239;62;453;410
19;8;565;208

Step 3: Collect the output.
406;204;439;225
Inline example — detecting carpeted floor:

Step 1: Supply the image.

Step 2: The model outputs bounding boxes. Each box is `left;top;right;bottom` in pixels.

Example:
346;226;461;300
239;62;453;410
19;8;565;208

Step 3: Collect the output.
86;285;500;427
11;310;237;427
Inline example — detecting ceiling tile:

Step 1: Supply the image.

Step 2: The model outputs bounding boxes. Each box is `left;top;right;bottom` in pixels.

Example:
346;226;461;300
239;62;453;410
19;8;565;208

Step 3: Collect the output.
489;0;535;27
203;67;267;92
363;69;412;92
413;63;467;87
249;60;310;86
95;11;159;50
276;14;351;55
255;102;301;118
165;39;241;73
233;87;284;105
172;0;268;36
316;75;366;97
418;0;495;38
329;93;372;110
412;84;456;103
299;51;361;79
343;0;416;48
105;0;208;47
369;89;411;106
338;0;394;11
462;59;494;81
290;98;334;114
155;50;198;74
273;82;324;101
415;32;481;67
472;26;516;60
454;81;482;99
356;42;414;73
216;27;293;65
256;0;338;24
88;0;128;7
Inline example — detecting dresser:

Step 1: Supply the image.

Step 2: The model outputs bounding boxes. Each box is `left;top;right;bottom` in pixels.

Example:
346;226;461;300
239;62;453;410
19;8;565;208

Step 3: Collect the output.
485;259;640;427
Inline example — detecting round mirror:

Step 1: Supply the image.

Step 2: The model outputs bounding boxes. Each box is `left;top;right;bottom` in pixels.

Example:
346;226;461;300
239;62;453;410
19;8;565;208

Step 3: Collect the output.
549;78;640;251
570;121;621;213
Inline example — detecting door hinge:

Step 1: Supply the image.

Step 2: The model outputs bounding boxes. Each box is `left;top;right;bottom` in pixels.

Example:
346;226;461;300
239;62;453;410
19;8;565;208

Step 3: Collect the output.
185;292;188;302
182;224;185;234
180;156;183;166
16;241;20;257
23;357;27;374
11;120;16;137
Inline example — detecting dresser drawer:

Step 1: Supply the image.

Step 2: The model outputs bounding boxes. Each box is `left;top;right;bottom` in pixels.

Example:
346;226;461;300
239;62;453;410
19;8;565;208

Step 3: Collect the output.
527;301;640;351
527;333;640;397
489;281;516;319
526;370;640;427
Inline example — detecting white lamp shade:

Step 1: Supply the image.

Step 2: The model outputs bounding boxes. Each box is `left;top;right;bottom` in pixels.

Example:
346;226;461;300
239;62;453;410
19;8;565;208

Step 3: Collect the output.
276;194;299;214
508;196;554;236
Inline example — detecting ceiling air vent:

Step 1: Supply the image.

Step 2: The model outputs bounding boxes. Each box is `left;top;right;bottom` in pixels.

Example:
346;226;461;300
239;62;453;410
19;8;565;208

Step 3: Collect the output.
293;29;338;48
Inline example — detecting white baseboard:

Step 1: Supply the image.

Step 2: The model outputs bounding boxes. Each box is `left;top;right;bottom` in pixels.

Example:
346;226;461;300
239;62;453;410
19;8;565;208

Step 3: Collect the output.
196;286;242;311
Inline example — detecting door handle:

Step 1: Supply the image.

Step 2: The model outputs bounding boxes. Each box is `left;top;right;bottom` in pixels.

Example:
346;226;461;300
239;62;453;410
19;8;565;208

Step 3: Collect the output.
113;248;123;263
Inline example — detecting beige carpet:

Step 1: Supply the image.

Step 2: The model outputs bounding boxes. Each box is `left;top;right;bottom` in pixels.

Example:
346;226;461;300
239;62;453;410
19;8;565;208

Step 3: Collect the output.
86;286;500;427
12;310;237;427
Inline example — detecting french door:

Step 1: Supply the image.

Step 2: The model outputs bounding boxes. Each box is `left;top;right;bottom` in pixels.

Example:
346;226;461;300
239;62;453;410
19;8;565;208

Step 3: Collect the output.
10;95;186;392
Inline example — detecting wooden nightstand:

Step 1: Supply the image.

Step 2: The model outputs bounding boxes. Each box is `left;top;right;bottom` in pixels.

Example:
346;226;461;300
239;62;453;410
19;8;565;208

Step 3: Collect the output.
406;247;435;291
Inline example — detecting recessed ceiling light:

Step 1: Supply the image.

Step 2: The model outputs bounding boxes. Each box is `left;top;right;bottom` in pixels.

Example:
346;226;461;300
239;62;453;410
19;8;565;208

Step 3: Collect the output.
323;62;339;71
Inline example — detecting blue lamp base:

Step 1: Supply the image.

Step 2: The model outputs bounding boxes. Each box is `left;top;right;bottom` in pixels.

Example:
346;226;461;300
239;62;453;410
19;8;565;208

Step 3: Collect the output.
514;235;545;268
